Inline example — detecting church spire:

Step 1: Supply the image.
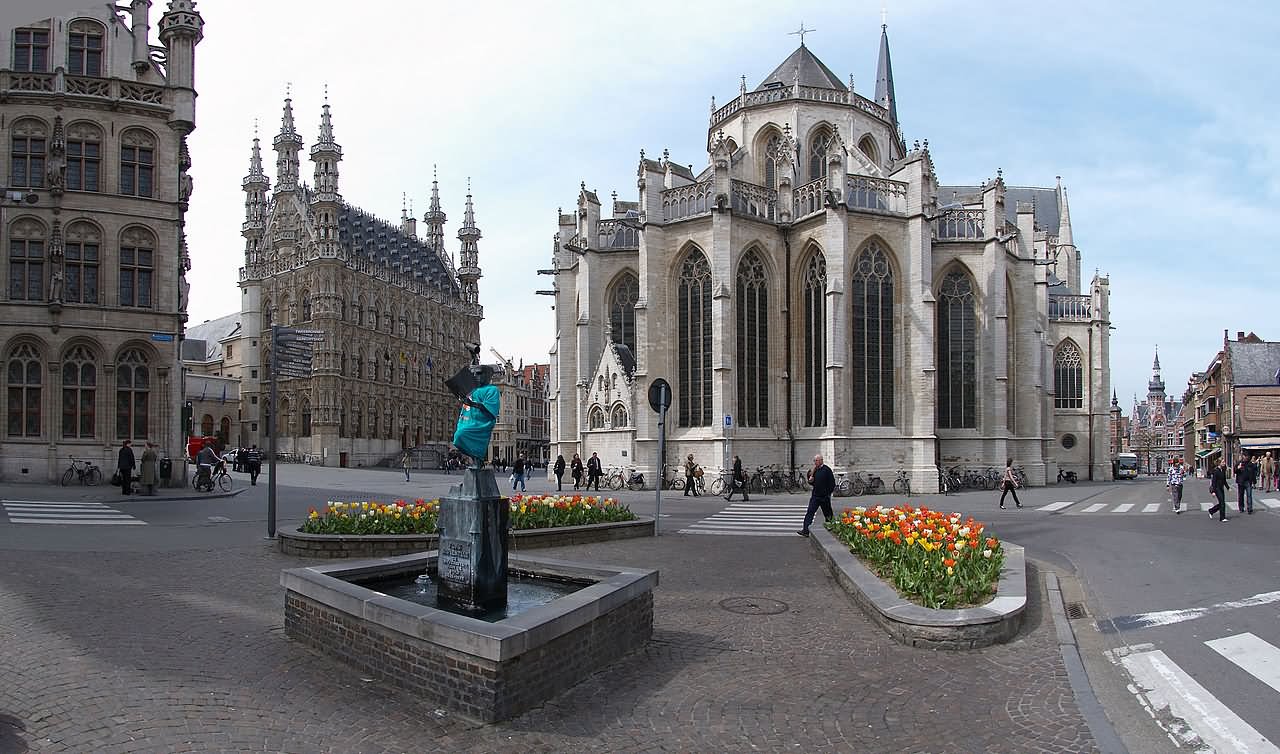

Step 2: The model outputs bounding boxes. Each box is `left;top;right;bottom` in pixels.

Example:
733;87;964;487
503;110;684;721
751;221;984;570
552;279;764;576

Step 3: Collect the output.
1057;176;1074;248
310;88;342;199
874;20;900;137
273;88;303;192
424;164;447;258
456;179;482;306
242;123;269;263
1148;346;1166;397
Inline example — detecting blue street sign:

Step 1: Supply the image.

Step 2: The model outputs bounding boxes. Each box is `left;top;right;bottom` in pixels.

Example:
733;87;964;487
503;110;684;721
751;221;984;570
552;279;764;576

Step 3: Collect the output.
151;333;174;342
724;415;732;427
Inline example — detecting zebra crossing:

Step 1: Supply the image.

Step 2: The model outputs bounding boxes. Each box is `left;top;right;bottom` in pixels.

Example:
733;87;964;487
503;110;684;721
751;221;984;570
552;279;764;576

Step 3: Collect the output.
1;499;147;525
1037;497;1280;515
1109;630;1280;752
678;501;810;536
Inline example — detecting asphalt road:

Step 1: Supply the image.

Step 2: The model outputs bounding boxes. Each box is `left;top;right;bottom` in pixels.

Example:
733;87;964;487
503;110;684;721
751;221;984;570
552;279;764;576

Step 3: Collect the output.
3;466;1278;753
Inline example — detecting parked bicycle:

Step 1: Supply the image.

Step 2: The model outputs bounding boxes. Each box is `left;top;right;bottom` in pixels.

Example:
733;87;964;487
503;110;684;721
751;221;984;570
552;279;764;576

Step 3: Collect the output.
892;469;911;496
61;456;102;486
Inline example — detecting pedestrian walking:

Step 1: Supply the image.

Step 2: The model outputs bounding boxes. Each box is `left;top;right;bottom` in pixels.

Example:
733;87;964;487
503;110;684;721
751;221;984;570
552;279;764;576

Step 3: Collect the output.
571;453;584;489
139;442;158;496
586;451;603;491
512;453;529;493
246;444;262;486
117;440;136;495
234;446;246;473
1235;453;1257;514
1261;451;1275;492
725;454;750;501
683;454;700;497
998;458;1021;509
1207;458;1230;521
797;454;835;537
1166;457;1185;514
553;454;566;491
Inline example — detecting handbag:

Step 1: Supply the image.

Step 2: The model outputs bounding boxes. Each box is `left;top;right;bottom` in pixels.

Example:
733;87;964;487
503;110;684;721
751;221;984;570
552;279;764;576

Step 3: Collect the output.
111;471;121;486
694;466;704;478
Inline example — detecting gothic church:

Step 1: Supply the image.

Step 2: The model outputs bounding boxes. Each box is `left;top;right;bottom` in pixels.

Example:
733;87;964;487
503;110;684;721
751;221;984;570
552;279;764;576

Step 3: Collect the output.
548;27;1113;490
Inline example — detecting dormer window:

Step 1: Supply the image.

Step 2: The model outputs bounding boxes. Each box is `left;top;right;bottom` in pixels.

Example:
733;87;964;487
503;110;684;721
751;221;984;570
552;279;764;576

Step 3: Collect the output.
13;28;49;72
67;20;104;77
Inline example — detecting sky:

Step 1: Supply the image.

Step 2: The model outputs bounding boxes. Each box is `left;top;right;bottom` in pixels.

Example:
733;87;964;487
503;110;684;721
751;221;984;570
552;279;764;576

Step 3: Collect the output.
178;0;1279;413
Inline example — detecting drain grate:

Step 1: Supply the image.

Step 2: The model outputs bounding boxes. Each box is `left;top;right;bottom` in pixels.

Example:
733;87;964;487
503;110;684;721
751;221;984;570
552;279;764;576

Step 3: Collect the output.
1064;601;1089;619
718;596;789;615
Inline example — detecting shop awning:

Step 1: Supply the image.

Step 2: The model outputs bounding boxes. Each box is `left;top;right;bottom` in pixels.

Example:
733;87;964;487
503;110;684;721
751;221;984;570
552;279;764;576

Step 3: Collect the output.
1241;436;1280;449
1195;449;1213;459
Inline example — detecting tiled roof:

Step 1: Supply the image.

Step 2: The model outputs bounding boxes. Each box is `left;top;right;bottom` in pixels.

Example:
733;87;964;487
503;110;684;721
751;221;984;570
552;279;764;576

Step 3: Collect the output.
185;312;241;361
938;185;1060;232
1228;341;1280;385
337;202;459;291
756;45;845;91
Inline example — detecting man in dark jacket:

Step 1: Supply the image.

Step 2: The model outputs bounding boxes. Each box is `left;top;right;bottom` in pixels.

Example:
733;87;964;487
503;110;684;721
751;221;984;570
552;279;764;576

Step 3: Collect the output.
725;454;750;501
1208;459;1231;521
586;452;603;491
798;454;835;537
1235;453;1258;514
245;445;262;486
117;440;136;495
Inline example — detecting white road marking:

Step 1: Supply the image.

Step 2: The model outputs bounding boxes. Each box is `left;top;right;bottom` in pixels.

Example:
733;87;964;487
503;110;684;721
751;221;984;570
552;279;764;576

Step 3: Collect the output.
1082;503;1107;513
8;518;147;525
1206;633;1280;695
1260;498;1280;509
1201;501;1213;511
1143;503;1162;513
1119;647;1279;754
1112;503;1135;513
2;500;146;525
680;502;808;536
1110;591;1280;630
1037;500;1076;511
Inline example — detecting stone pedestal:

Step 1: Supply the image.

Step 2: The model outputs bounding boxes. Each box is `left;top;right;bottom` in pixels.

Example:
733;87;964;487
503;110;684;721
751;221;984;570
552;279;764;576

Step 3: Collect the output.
436;468;508;614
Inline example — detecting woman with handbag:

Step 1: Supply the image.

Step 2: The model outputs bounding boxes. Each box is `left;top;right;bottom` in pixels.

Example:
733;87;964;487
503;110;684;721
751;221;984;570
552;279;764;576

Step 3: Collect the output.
684;453;701;497
570;453;584;490
998;458;1021;510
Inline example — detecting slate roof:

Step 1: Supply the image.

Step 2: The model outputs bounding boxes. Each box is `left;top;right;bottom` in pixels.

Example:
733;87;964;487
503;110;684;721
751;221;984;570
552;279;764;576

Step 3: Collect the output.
613;342;636;378
1228;341;1280;385
756;45;845;91
938;185;1061;232
336;201;459;291
185;312;241;361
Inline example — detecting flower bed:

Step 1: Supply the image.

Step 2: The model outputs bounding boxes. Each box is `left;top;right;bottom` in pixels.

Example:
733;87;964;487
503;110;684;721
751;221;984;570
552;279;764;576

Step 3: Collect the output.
827;504;1003;610
300;494;636;536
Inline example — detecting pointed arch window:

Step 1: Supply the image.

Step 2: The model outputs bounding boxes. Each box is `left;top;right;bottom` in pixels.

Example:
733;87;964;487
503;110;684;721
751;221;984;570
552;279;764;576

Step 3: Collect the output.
64;222;100;303
67;122;102;192
1055;342;1084;409
8;217;46;301
736;250;768;428
119;129;155;197
115;348;149;440
610;404;628;428
7;343;42;437
763;132;783;191
67;20;104;77
808;127;833;182
937;270;977;429
300;398;312;436
10;119;47;189
677;250;712;427
1006;281;1016;431
857;135;880;166
119;227;154;308
803;252;827;426
851;243;894;426
608;272;639;355
61;345;96;439
588;405;605;430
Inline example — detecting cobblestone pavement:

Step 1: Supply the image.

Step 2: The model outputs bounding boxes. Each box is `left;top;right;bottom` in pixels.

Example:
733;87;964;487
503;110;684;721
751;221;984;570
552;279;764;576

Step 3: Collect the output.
0;531;1100;753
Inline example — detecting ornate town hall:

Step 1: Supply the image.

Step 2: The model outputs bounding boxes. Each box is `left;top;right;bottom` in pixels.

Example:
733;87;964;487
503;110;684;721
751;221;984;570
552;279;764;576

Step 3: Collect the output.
1;1;203;481
234;95;482;467
548;28;1113;489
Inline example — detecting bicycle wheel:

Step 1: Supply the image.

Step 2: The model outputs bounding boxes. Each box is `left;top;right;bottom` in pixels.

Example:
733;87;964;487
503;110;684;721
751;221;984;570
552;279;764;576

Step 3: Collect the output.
86;467;102;486
609;473;624;491
836;479;852;497
893;478;910;495
850;478;867;496
61;468;75;486
627;474;645;492
218;473;232;492
709;477;724;496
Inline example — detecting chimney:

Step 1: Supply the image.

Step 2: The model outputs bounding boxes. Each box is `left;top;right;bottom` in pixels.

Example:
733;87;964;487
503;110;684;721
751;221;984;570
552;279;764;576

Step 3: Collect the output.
1237;331;1245;341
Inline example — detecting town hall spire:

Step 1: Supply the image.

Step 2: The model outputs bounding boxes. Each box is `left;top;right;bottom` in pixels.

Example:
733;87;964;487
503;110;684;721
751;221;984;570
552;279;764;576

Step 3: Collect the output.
310;88;342;200
456;180;482;306
273;89;303;192
424;165;448;259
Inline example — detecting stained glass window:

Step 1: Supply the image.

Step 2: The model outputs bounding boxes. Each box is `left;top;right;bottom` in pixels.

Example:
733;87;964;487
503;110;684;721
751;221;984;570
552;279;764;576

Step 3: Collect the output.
851;244;894;426
677;250;712;427
736;251;768;427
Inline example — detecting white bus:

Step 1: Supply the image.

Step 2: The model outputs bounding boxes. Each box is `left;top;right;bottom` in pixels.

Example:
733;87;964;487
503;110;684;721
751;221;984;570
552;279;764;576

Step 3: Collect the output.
1116;452;1139;479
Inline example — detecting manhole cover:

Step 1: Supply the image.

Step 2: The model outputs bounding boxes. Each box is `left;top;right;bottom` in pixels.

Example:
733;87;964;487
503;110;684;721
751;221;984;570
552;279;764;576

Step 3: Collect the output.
1064;601;1089;619
718;596;789;615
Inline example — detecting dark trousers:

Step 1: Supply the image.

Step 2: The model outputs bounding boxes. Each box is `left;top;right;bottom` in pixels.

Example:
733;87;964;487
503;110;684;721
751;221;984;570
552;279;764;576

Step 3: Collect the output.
120;470;132;495
802;495;833;532
1208;487;1227;520
249;463;260;485
684;476;699;496
555;472;563;491
725;478;749;501
588;473;600;491
999;483;1020;507
1237;483;1253;512
1170;483;1183;510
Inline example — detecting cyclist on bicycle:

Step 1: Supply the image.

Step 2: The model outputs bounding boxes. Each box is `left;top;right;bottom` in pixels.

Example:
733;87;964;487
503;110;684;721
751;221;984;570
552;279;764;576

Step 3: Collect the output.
195;444;217;490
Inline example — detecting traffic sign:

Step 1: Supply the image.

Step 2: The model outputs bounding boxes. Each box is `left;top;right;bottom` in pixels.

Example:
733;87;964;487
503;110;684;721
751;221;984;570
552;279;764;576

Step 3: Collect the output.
276;333;325;343
276;346;314;358
724;415;732;427
648;378;672;413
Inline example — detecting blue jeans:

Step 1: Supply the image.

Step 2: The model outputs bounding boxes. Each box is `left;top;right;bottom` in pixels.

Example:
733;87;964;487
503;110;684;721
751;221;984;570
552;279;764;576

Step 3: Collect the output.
1238;483;1253;511
513;473;526;492
802;495;833;532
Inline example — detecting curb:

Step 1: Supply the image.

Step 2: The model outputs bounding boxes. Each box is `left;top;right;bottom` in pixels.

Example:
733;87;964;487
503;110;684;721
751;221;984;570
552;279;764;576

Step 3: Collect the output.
1043;570;1128;754
809;525;1025;649
106;488;248;504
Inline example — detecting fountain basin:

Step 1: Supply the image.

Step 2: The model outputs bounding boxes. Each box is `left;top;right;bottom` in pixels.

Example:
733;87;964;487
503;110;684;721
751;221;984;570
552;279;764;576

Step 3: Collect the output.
281;551;657;722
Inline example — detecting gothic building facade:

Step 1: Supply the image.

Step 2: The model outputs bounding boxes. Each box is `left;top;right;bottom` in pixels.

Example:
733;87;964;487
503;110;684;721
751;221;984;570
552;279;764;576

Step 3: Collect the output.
1128;350;1183;474
548;29;1113;490
234;96;482;467
0;1;203;481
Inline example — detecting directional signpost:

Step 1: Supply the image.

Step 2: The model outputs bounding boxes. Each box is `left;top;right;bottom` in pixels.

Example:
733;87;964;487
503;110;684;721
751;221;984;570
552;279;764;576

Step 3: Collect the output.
648;378;672;535
267;326;325;538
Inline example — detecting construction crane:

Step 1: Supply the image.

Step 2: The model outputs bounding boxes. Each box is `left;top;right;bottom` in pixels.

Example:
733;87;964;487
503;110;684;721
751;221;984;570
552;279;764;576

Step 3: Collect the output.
489;347;514;377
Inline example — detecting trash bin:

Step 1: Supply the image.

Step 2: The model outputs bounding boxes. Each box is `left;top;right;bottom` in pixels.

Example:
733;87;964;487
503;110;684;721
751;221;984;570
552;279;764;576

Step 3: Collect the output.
159;457;173;486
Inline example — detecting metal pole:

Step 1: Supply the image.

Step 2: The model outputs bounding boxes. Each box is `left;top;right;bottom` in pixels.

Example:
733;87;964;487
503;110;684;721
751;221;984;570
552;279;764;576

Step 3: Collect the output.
267;325;278;539
654;383;667;536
